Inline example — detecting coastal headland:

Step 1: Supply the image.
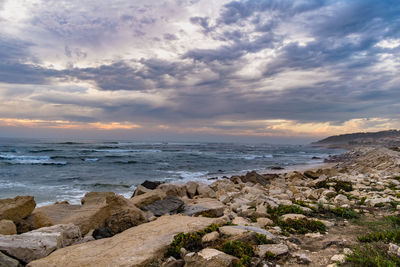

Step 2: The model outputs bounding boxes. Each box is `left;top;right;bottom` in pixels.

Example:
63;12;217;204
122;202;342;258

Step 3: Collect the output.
1;136;400;266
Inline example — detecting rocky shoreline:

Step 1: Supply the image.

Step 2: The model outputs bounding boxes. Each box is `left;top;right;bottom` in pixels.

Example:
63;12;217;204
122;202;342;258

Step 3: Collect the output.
1;146;400;266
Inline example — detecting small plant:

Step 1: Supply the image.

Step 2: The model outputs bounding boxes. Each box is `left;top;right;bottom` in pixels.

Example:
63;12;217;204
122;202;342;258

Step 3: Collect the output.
277;218;326;234
256;233;275;245
358;229;400;243
222;241;254;267
374;203;385;208
165;232;203;258
357;197;367;205
292;200;317;211
265;251;276;260
331;207;360;219
201;211;217;218
344;243;400;266
315;179;352;192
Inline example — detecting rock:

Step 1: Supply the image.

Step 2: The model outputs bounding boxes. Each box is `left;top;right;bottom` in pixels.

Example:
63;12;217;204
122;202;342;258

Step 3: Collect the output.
197;184;216;198
334;194;350;205
0;251;22;267
257;244;288;257
183;198;225;217
22;210;54;231
130;189;167;208
202;231;219;243
141;180;164;190
35;193;143;235
185;182;199;198
0;196;36;222
184;248;239;267
293;253;312;264
280;214;306;222
0;223;81;263
219;225;276;240
389;243;400;256
241;171;271;186
157;184;187;198
15;219;34;234
304;170;319;179
365;197;392;207
142;196;184;217
132;185;152;197
232;217;251;226
162;257;185;267
0;219;17;235
81;192;115;205
321;190;337;198
305;232;323;238
92;227;114;240
105;208;146;234
257;218;274;228
330;254;346;263
27;215;215;267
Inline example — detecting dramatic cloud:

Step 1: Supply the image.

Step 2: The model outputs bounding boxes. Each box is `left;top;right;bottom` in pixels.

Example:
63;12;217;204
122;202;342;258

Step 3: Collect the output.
0;0;399;141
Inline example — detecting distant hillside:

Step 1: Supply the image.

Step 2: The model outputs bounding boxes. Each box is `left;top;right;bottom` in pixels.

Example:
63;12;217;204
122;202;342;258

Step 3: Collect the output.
314;130;400;147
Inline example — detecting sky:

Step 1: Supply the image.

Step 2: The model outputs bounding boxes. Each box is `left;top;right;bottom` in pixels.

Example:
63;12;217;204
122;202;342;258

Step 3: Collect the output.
0;0;399;143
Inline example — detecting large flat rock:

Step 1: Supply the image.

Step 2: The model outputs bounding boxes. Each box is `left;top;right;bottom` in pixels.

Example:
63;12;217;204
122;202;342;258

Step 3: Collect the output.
0;196;36;222
28;214;215;267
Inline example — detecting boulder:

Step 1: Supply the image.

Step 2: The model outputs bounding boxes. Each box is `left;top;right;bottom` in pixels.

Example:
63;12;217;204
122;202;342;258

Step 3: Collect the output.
333;194;349;206
303;170;319;179
185;182;199;198
232;217;251;226
183;248;239;267
241;171;271;186
130;189;167;208
92;227;114;240
132;185;152;197
0;219;17;235
197;184;216;198
34;193;143;235
141;180;164;190
27;215;215;267
157;184;187;198
257;244;288;257
24;211;53;230
257;218;274;228
0;196;36;222
0;224;81;263
182;198;225;217
365;197;392;207
142;196;184;217
105;208;146;233
219;225;276;240
0;251;22;267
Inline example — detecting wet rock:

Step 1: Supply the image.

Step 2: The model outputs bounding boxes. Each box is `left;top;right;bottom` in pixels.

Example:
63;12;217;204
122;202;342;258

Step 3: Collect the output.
105;208;146;234
257;244;288;257
0;223;81;263
183;248;239;267
0;196;36;222
142;196;184;217
141;180;164;190
93;227;114;240
0;219;17;235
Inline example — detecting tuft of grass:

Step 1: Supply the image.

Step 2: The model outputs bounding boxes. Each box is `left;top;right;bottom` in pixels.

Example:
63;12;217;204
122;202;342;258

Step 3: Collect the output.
331;207;360;219
165;232;203;259
221;241;254;267
277;218;326;234
265;251;276;260
374;203;385;208
255;233;275;245
358;229;400;243
292;200;317;211
315;179;352;192
357;197;367;206
344;243;400;266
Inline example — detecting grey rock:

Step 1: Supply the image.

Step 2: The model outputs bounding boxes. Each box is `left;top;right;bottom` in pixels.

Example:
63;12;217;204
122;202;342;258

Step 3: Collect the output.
142;196;184;216
0;251;22;267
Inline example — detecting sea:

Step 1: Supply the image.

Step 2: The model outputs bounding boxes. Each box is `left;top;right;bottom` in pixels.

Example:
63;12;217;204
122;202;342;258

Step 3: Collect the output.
0;138;344;206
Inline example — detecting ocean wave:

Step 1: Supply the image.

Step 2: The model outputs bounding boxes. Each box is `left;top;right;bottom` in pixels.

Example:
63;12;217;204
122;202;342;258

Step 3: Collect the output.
80;183;133;189
0;154;66;165
82;158;99;162
95;149;162;153
29;149;59;153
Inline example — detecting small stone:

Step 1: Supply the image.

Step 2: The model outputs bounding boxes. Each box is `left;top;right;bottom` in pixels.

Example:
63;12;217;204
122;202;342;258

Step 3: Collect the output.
202;231;219;243
293;253;312;264
232;217;251;226
343;248;352;255
280;213;306;222
331;254;346;263
333;194;349;205
305;232;323;238
257;217;274;228
389;243;400;256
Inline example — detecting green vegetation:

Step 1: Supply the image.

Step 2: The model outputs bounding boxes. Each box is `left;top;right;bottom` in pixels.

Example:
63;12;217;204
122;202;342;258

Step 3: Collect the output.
315;205;360;219
265;251;277;260
344;243;400;266
343;215;400;266
165;232;203;258
292;200;317;211
357;196;367;205
165;223;221;259
267;205;305;221
255;233;275;245
315;179;353;192
222;241;254;267
277;218;326;234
